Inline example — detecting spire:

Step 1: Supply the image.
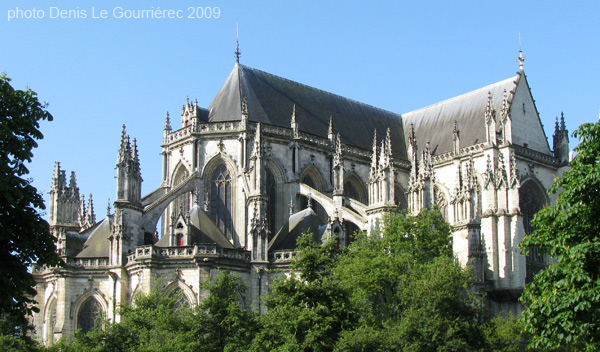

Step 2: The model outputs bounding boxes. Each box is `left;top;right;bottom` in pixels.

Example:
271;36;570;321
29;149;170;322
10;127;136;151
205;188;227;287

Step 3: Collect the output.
333;133;342;167
86;194;95;225
384;128;392;158
131;138;140;171
485;92;497;146
500;89;509;122
164;112;172;131
79;194;86;224
328;115;334;141
69;171;78;190
235;24;241;64
51;161;63;190
251;122;263;159
291;104;299;138
517;51;525;71
452;121;460;155
118;124;131;164
517;33;525;71
485;91;495;123
107;199;111;216
379;128;392;170
560;112;566;131
369;129;378;180
517;51;525;72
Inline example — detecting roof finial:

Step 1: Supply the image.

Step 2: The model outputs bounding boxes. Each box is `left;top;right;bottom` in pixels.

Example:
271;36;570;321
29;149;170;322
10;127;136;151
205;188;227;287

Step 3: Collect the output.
517;33;525;71
107;199;111;216
235;23;241;64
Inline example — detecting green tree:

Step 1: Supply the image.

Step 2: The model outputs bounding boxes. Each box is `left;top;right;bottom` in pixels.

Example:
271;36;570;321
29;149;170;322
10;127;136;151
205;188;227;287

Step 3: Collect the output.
520;121;600;351
193;271;259;352
50;271;258;352
481;315;532;352
333;209;485;351
0;74;61;336
252;234;357;352
50;286;196;352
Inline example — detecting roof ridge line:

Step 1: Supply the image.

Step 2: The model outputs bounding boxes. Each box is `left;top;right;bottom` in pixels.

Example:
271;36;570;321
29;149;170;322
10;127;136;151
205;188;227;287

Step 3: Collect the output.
401;75;519;116
239;64;403;119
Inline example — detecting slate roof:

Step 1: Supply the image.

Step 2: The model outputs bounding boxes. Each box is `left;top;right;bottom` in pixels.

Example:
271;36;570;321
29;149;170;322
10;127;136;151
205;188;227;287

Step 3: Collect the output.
268;208;327;251
401;75;520;155
155;204;234;249
77;216;112;258
208;64;407;159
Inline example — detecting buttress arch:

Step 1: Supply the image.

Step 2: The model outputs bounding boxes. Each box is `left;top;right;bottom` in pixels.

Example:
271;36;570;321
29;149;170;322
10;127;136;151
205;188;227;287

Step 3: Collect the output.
164;279;197;307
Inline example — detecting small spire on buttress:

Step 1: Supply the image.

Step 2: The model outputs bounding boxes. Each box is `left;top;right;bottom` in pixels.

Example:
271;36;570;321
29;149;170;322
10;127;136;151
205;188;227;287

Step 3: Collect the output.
164;112;172;131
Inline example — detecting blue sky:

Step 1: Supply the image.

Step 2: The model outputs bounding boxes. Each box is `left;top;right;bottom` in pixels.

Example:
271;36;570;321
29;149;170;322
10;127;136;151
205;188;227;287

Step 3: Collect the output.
2;0;598;220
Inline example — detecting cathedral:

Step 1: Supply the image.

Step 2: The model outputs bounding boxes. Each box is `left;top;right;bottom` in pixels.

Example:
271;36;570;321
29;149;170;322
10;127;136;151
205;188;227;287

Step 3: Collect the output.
31;50;570;345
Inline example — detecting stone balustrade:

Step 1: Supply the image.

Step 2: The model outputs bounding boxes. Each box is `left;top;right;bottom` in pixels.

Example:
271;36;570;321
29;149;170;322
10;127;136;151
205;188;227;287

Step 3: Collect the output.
268;250;296;263
128;244;251;262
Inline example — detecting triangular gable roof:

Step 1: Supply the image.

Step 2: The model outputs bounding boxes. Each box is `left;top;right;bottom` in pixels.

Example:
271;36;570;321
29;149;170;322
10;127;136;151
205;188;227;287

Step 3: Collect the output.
208;64;407;159
268;208;326;251
400;75;520;155
155;205;234;249
77;216;112;258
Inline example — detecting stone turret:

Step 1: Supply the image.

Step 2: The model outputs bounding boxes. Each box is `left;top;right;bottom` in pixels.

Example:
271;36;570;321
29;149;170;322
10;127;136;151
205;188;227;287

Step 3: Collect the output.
485;91;497;146
248;123;269;262
111;125;144;265
181;97;199;128
115;125;142;205
49;162;81;229
499;90;512;145
553;112;569;165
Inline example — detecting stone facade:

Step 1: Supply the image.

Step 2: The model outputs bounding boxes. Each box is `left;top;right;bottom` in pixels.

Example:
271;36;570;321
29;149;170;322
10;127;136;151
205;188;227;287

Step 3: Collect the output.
32;53;569;345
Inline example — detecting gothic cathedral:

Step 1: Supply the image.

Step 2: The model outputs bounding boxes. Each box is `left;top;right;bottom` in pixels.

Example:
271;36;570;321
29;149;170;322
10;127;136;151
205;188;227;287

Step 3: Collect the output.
32;52;570;345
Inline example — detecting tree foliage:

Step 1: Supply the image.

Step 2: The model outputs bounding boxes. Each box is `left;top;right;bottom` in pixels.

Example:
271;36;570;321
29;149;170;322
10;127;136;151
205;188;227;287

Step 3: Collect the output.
0;74;61;335
334;208;485;351
520;121;600;351
50;271;258;352
33;208;527;351
252;234;357;352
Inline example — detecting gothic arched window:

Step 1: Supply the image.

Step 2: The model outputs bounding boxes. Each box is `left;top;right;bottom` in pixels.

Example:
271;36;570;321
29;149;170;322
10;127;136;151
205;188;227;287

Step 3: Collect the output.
266;168;277;240
210;164;233;241
77;297;102;333
520;181;547;283
173;167;191;216
170;288;191;310
45;300;57;345
395;184;408;210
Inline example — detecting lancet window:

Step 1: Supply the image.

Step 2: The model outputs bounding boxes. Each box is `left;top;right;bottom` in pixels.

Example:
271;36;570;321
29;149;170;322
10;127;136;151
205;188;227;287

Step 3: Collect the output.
266;168;277;239
210;164;233;240
520;181;547;283
77;297;102;333
173;167;190;216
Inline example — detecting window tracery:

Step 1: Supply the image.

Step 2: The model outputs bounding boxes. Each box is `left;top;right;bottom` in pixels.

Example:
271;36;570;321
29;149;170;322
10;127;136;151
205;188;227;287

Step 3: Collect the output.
173;167;190;216
77;297;102;333
520;181;546;283
266;168;277;239
210;164;233;240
